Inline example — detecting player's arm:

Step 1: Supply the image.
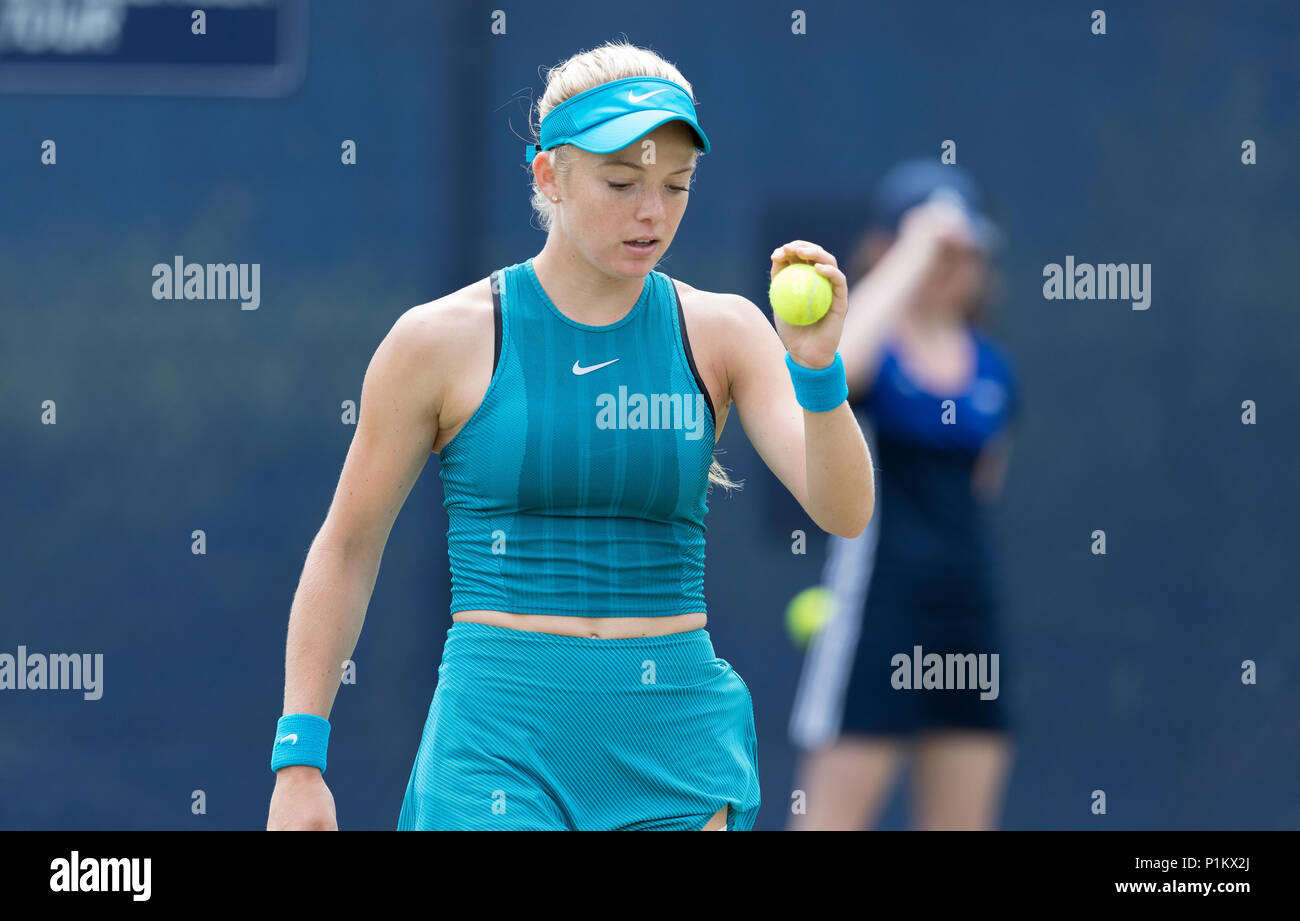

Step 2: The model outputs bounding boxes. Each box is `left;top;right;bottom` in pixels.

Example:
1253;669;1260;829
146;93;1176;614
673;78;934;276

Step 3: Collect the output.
839;200;978;397
280;304;448;720
269;297;461;829
719;281;873;538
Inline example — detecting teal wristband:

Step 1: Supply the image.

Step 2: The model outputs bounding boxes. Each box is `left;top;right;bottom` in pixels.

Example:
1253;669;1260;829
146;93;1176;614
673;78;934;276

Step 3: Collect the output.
786;351;848;412
271;713;330;774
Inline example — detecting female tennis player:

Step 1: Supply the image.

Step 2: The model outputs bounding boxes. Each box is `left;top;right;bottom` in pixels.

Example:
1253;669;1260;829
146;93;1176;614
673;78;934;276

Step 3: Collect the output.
266;40;872;831
787;159;1019;830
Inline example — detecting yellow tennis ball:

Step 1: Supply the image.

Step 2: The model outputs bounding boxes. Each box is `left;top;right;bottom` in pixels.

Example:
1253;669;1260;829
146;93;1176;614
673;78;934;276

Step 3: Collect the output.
769;263;833;326
785;586;835;647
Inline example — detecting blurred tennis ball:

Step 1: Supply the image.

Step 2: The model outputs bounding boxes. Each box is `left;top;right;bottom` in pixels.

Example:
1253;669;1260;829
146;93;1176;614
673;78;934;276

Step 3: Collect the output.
785;585;835;647
769;263;833;326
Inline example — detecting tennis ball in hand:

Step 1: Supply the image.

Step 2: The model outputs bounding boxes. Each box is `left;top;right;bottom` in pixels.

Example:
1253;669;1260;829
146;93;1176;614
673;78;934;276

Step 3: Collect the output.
769;263;833;326
785;586;835;647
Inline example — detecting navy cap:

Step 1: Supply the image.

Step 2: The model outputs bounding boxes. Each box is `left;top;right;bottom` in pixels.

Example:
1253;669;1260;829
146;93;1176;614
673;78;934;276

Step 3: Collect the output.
870;158;1000;252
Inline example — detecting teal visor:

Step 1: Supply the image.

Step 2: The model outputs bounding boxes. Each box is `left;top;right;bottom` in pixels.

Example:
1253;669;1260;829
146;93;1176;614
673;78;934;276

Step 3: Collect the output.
525;76;710;162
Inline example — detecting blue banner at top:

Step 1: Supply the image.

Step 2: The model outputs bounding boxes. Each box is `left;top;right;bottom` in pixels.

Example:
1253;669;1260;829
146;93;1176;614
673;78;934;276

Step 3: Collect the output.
0;0;306;96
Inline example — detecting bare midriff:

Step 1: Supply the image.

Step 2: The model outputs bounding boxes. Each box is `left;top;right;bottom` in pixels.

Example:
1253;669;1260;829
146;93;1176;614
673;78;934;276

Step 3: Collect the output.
452;610;707;639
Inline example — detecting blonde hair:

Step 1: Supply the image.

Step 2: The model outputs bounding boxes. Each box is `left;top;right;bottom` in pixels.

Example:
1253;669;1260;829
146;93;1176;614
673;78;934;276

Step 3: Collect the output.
525;39;739;494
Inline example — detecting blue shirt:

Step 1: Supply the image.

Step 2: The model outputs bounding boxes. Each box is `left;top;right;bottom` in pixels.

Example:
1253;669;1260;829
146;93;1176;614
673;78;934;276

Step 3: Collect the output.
854;325;1019;596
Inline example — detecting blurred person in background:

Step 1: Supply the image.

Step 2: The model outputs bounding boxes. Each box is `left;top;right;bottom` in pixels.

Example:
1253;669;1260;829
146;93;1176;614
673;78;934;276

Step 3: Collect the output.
787;159;1021;830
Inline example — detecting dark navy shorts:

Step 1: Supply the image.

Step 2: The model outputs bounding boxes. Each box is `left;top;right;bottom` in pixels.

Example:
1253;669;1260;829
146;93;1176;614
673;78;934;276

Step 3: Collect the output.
838;580;1010;736
791;559;1012;747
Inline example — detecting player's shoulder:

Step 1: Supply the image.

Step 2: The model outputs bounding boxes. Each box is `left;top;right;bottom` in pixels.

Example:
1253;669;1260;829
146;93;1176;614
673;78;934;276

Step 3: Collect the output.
390;276;495;356
667;276;769;339
367;276;495;392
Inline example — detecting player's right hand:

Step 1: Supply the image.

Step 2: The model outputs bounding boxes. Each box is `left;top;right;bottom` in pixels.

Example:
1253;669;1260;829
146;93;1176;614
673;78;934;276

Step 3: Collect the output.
267;764;338;830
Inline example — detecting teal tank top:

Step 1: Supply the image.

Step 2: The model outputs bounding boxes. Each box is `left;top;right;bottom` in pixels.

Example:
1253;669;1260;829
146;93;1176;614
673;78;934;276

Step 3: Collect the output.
438;257;717;617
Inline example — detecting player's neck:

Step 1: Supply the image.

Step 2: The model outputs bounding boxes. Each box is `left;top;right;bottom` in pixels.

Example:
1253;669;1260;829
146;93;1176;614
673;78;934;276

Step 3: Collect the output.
531;242;646;326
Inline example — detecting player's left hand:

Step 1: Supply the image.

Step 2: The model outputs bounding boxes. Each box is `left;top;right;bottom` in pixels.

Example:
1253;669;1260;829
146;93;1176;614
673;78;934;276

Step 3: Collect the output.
769;240;849;370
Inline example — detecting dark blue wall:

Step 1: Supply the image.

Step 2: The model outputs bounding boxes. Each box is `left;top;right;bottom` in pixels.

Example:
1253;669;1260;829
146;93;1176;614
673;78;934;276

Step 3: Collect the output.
2;0;1297;829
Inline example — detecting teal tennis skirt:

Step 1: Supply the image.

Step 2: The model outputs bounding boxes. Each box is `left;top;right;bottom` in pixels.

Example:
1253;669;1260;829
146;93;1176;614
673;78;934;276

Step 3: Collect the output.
397;621;761;830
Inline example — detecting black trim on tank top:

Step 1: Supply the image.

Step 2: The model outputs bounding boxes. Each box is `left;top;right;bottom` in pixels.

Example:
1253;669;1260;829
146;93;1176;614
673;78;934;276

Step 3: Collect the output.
490;270;502;375
671;280;716;421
